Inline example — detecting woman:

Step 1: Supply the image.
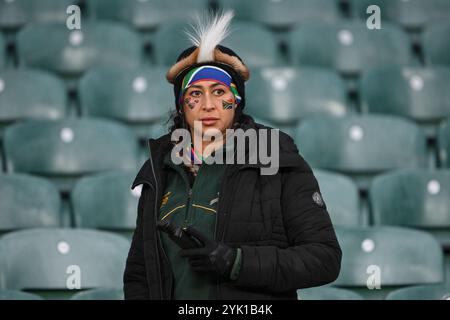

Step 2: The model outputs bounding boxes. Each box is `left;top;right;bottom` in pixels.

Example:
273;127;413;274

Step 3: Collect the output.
124;11;341;300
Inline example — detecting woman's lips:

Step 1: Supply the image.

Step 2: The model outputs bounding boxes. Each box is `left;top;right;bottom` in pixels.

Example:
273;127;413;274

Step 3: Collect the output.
201;118;219;126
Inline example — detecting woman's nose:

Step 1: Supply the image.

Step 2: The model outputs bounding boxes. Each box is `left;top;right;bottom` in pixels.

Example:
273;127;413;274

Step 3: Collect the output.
202;93;216;111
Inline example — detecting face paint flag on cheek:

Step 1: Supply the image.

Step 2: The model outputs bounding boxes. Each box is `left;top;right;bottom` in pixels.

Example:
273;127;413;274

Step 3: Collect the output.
179;65;242;108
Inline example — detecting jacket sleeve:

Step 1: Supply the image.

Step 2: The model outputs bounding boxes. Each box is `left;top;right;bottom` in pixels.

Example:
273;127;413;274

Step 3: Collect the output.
233;165;342;293
123;184;150;300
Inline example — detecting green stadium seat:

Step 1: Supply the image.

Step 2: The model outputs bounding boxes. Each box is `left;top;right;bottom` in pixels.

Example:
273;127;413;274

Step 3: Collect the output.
360;66;450;137
370;169;450;247
87;0;210;30
314;169;360;226
0;289;43;300
222;21;281;68
294;115;427;189
0;0;28;30
350;0;450;31
16;21;142;78
0;69;67;137
79;66;172;139
333;226;444;299
386;284;450;300
423;22;450;67
152;21;196;66
72;171;140;237
289;20;412;76
3;119;140;192
154;21;280;68
0;173;61;233
0;33;5;69
217;0;341;29
297;286;364;300
70;288;124;300
438;119;450;168
0;228;129;299
246;67;349;128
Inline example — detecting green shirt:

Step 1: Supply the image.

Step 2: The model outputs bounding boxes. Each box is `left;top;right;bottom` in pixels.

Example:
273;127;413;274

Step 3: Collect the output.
159;151;226;299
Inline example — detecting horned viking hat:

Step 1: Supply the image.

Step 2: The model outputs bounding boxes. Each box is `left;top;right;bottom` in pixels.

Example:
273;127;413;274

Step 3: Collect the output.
166;10;250;112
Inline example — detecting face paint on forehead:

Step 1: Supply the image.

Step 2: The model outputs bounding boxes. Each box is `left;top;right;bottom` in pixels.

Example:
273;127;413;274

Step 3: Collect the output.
184;97;199;110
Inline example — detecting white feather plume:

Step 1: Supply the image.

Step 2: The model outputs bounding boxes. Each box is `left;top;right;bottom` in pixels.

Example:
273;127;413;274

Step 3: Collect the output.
185;10;234;63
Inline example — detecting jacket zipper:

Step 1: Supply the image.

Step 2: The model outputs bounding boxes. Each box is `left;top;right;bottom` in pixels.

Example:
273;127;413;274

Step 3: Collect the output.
184;188;193;226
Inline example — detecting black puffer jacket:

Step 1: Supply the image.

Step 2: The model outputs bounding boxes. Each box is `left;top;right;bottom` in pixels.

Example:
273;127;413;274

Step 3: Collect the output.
124;117;342;300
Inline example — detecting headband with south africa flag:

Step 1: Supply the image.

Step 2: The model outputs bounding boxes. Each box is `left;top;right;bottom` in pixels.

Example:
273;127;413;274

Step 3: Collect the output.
179;65;242;107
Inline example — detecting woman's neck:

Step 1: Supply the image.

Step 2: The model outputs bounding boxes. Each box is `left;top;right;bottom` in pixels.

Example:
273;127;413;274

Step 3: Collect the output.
190;130;227;159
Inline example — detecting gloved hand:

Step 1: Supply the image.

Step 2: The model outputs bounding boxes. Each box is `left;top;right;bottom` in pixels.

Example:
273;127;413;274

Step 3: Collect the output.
179;226;237;279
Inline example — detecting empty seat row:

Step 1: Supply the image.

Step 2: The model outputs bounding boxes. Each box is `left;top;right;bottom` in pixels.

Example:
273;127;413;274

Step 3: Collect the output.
3;283;450;300
294;115;429;189
0;0;79;29
2;65;450;140
1;115;450;191
2;20;449;76
0;226;445;299
4;0;448;33
2;118;142;192
16;21;142;79
0;170;141;235
1;165;450;239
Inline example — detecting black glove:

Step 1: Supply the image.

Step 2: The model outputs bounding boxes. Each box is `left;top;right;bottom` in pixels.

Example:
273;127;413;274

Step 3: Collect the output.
179;226;237;279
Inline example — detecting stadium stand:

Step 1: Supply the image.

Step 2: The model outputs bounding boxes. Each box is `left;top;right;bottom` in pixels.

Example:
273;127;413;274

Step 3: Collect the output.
0;173;61;234
332;226;444;299
289;20;413;76
360;65;450;138
78;66;172;139
0;0;447;300
0;228;130;299
294;115;428;190
0;69;68;137
3;118;140;192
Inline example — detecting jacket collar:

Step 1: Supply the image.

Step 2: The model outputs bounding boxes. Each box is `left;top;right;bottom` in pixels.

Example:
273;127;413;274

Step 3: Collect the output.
132;118;309;189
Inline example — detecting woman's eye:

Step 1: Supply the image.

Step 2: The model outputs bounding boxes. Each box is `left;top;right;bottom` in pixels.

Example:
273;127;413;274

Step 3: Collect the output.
213;89;225;95
190;91;202;97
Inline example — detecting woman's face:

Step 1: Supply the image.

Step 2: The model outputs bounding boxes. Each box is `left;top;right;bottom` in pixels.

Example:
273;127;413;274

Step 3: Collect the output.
182;80;237;137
